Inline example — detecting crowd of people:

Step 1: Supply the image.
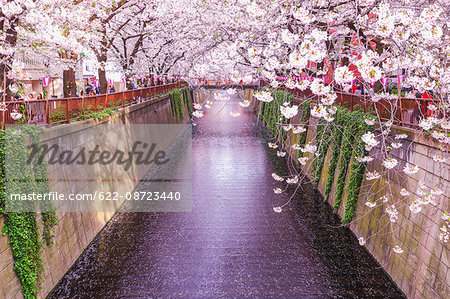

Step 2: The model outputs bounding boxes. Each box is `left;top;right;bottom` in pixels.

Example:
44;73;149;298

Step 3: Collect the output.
351;84;375;96
349;83;436;99
5;77;176;125
347;82;446;125
77;81;147;97
9;93;45;123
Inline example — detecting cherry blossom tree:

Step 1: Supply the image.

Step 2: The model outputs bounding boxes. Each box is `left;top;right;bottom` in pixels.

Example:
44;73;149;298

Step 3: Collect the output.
186;0;450;254
0;0;86;99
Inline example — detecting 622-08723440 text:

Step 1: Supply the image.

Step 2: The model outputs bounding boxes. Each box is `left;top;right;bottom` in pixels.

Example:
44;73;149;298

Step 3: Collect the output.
9;191;182;201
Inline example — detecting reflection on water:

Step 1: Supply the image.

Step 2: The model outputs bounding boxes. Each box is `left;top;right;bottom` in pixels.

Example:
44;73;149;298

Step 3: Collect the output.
48;90;404;298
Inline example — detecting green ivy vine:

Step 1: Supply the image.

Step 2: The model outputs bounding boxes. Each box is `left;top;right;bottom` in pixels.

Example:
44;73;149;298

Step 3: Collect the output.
168;88;185;120
1;126;58;299
312;119;332;186
258;88;293;142
332;110;355;211
258;90;373;225
181;87;193;118
323;108;345;201
342;111;373;224
322;108;373;224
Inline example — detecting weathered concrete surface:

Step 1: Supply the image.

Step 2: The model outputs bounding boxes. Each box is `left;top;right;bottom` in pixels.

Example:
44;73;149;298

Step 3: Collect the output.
193;89;211;105
347;127;449;299
0;94;190;299
244;90;449;299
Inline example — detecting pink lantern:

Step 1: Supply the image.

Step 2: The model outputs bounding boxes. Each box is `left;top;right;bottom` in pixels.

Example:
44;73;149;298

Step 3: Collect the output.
122;78;126;84
42;77;50;86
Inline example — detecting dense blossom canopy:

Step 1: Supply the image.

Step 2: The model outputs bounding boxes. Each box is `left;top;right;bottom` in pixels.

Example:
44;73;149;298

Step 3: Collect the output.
1;1;449;85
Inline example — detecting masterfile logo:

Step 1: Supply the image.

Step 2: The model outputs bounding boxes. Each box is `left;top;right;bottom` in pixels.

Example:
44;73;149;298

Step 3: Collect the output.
27;141;170;171
4;123;192;213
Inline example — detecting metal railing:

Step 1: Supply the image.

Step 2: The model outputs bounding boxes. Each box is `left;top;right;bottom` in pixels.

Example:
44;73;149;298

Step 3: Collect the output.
196;79;262;86
197;79;233;85
1;82;186;128
331;92;442;128
261;81;443;128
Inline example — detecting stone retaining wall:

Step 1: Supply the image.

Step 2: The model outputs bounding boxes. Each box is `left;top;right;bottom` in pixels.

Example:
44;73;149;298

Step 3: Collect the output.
244;89;449;299
0;94;190;298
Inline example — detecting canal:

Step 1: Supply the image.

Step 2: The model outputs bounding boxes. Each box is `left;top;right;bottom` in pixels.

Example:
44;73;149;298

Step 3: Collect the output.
48;90;404;298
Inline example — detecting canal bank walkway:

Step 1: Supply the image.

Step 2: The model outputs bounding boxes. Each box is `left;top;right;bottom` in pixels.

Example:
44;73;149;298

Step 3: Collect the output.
48;90;404;298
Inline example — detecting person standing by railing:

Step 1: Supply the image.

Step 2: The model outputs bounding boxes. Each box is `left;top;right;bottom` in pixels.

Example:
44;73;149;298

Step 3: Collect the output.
413;89;422;99
410;89;424;125
36;93;43;122
355;85;363;95
26;93;34;123
421;92;438;118
11;94;20;112
85;84;93;95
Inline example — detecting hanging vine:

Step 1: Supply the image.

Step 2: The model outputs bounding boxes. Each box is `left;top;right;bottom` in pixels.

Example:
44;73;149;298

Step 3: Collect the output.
0;126;58;299
181;87;193;118
312;119;332;186
259;89;293;140
324;108;345;201
332;110;355;211
27;128;58;245
258;90;373;224
342;111;373;224
168;88;184;120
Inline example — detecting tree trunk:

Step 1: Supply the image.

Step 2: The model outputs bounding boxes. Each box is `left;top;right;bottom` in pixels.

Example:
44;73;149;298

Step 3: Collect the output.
63;68;77;98
125;74;133;90
98;68;107;94
97;35;108;95
0;14;18;102
0;64;13;102
97;49;108;94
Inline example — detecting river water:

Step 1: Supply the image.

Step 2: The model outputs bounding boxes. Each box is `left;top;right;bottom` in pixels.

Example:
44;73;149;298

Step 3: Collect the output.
48;90;404;298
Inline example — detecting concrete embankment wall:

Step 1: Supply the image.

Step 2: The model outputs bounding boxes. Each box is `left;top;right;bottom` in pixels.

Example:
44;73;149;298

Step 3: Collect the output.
193;89;211;105
0;94;190;298
243;89;449;299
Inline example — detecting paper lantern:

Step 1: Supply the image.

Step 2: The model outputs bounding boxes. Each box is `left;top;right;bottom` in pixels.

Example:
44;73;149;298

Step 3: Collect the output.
42;77;50;86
